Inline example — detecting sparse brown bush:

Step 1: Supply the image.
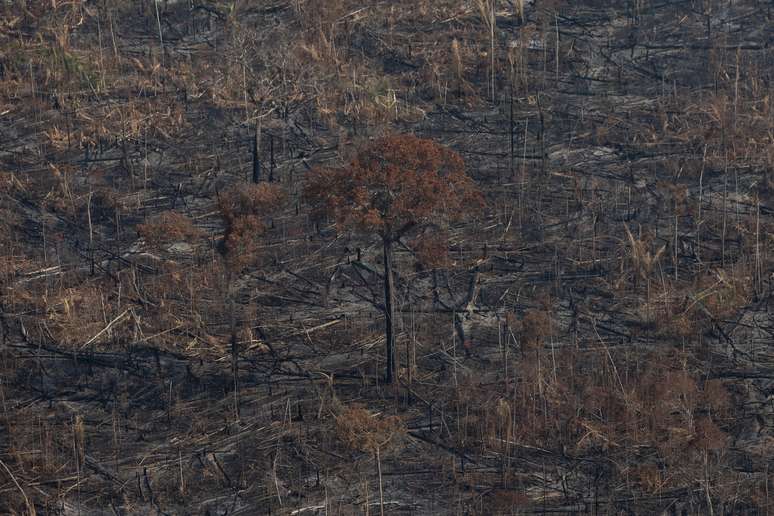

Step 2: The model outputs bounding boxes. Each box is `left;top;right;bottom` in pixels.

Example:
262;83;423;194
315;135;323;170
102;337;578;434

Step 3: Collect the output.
138;210;202;248
692;416;728;452
335;404;404;453
514;308;553;355
702;379;732;417
635;463;664;494
217;183;285;272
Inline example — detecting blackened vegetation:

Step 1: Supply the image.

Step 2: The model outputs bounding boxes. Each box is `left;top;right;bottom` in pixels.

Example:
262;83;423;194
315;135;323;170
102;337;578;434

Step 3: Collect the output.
0;1;773;514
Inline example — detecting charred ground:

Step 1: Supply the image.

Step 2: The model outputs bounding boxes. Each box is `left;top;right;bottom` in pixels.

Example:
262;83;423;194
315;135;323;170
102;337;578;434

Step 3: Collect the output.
1;1;773;514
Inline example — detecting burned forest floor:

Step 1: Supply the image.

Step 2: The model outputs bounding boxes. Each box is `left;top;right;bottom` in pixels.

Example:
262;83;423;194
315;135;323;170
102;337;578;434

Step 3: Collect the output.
1;0;774;514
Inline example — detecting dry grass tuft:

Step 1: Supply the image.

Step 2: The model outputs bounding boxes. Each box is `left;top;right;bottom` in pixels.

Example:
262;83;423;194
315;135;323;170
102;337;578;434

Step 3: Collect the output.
623;223;666;282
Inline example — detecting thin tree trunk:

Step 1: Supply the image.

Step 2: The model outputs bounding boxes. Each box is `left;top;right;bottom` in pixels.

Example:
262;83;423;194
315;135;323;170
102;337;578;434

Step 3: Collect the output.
489;0;495;102
252;122;261;183
509;90;514;178
269;135;275;182
227;274;240;420
376;446;385;516
87;191;94;276
383;238;397;384
154;0;164;66
538;93;546;176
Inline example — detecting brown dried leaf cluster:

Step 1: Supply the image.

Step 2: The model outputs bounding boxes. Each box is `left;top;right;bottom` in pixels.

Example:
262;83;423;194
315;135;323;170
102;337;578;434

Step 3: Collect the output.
304;134;483;241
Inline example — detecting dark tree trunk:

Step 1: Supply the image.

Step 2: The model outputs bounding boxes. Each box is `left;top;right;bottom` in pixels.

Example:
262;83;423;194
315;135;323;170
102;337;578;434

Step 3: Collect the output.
382;238;397;384
269;135;275;182
227;276;240;419
509;90;514;178
251;127;261;183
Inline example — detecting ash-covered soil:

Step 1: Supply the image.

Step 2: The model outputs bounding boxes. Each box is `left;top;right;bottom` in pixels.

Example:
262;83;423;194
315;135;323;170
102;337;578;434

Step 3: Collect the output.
1;1;773;514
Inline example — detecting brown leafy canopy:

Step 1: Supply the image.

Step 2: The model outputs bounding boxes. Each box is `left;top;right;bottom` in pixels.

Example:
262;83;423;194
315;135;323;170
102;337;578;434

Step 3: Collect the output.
217;183;285;272
303;134;483;241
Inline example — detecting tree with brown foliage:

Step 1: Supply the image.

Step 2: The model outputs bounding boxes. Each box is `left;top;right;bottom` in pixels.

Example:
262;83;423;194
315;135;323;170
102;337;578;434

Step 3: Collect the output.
217;182;285;417
304;134;483;383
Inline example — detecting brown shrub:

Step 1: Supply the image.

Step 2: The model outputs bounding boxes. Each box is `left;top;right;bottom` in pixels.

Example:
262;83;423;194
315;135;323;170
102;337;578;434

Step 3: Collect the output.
702;379;732;417
515;309;553;354
217;183;285;271
335;404;405;453
692;417;728;452
138;211;202;248
635;464;663;494
217;183;285;222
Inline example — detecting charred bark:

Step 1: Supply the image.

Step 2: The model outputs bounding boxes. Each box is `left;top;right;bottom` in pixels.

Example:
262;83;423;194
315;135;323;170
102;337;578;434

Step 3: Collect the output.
383;237;397;384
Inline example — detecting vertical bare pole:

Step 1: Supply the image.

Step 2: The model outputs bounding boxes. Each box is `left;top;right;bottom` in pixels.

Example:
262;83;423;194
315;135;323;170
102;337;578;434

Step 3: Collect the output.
555;13;560;83
252;119;261;183
87;191;94;276
537;94;546;176
509;91;515;178
383;238;397;384
722;159;728;269
154;0;164;66
734;47;740;132
490;0;496;102
697;145;707;265
228;274;240;420
269;134;275;182
109;10;119;60
97;11;105;91
674;209;679;281
756;195;762;295
377;446;385;516
519;119;528;227
242;60;248;122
